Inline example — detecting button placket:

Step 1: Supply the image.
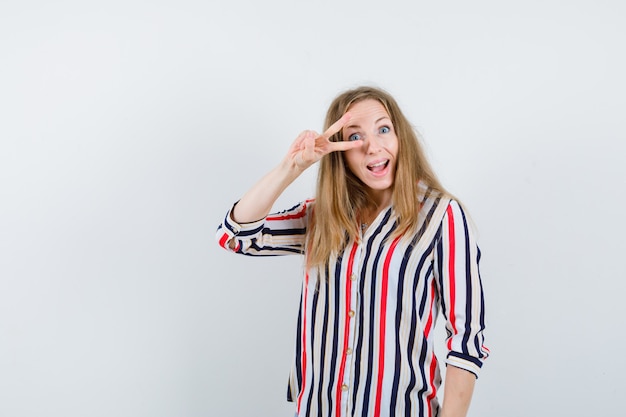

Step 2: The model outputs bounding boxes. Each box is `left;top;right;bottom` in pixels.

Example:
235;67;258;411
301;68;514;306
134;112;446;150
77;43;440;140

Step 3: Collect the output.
339;245;361;412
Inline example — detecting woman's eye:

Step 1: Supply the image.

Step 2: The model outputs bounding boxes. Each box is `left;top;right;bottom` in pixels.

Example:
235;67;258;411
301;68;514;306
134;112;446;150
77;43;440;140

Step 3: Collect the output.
348;133;362;141
379;126;390;134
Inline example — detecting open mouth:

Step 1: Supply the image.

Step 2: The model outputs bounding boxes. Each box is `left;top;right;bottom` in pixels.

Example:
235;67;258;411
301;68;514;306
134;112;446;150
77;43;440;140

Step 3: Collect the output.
367;160;389;173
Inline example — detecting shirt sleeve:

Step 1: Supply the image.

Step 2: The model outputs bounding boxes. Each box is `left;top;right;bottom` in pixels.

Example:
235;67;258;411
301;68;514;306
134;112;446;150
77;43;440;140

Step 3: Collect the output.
215;200;313;256
434;200;490;377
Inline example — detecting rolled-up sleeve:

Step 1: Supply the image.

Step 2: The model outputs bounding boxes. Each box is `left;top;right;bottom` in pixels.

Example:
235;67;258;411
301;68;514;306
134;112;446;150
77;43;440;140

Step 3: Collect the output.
434;200;490;377
216;200;313;256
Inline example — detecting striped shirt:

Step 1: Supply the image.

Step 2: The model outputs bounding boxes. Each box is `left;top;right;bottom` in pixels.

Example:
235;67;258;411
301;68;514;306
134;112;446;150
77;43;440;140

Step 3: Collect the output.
216;187;489;417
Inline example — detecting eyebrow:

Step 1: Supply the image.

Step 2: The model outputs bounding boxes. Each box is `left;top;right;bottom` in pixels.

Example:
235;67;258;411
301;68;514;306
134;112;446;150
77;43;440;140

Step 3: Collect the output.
345;116;391;130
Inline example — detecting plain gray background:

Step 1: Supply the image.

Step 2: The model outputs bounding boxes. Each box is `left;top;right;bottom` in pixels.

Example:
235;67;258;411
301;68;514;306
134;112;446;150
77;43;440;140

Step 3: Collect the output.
1;0;625;416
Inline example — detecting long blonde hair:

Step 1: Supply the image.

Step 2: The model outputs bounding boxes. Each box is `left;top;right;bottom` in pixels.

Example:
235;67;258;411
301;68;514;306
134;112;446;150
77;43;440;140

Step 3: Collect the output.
306;86;448;267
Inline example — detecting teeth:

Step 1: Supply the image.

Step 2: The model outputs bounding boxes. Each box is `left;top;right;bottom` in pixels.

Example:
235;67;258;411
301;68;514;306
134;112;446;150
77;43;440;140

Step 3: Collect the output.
369;161;387;168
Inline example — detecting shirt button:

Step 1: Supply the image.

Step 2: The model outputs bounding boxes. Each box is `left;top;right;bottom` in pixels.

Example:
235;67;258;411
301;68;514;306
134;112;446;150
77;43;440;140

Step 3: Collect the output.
348;310;355;318
350;274;357;281
346;347;353;355
341;384;349;391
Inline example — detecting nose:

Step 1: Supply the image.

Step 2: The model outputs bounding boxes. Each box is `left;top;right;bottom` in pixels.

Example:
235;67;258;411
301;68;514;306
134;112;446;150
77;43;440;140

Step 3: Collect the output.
365;134;383;154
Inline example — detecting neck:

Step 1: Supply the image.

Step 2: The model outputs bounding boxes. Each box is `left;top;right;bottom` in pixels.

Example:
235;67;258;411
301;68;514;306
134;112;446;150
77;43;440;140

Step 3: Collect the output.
360;202;388;227
367;188;392;209
358;189;392;229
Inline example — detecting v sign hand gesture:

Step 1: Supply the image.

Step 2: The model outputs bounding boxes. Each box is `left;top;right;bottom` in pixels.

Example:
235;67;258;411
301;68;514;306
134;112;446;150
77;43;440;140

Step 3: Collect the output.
287;113;360;171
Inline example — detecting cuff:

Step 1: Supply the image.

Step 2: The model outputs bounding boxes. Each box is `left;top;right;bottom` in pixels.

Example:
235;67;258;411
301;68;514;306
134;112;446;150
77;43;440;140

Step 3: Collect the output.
446;351;484;378
223;203;266;237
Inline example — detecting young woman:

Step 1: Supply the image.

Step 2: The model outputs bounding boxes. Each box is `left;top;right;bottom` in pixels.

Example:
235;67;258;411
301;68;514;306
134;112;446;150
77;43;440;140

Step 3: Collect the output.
217;86;489;417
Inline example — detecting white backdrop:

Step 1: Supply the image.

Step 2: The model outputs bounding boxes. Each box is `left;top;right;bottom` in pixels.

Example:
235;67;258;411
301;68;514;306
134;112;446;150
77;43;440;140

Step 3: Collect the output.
1;1;625;416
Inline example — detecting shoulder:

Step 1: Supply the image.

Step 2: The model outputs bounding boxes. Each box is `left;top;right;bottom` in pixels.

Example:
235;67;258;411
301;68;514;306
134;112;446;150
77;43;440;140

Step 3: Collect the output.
417;183;452;219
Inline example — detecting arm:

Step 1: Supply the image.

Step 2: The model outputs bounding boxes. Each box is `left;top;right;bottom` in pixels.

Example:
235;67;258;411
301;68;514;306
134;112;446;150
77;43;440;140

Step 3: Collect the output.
439;365;476;417
434;201;490;413
217;114;360;253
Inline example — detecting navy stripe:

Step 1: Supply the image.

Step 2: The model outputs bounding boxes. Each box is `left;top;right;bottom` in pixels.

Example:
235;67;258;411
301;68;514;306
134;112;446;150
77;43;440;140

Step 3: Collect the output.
305;272;320;415
324;259;341;417
315;268;330;417
291;288;304;402
247;242;303;255
234;225;264;237
460;207;472;355
265;227;306;237
447;351;483;370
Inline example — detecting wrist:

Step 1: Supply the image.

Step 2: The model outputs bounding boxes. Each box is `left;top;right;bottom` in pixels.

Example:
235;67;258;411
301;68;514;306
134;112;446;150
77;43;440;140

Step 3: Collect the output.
280;155;306;179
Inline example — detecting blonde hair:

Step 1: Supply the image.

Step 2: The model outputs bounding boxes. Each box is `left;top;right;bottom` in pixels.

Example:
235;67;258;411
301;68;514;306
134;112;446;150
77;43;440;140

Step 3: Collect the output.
306;86;448;267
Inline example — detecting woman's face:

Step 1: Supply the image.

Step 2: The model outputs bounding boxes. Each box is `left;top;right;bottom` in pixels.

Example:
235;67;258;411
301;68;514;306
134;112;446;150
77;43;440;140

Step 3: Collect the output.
342;99;398;206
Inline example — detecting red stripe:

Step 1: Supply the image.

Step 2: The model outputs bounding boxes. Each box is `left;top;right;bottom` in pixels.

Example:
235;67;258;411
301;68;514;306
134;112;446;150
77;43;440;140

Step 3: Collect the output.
445;205;457;351
425;354;438;417
373;236;401;417
296;273;310;413
266;201;311;221
218;232;229;249
335;242;359;417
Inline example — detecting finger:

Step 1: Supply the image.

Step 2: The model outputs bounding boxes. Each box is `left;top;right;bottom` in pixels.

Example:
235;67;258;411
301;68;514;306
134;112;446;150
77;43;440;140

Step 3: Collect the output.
295;131;319;168
320;112;352;141
293;130;311;149
301;131;317;158
327;139;362;153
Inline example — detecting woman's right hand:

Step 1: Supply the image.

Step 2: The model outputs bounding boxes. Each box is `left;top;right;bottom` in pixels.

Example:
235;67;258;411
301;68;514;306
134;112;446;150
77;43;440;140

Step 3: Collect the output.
285;113;361;171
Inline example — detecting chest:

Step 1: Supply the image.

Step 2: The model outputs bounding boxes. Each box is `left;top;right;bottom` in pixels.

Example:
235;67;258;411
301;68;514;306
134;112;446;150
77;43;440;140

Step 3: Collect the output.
306;230;439;313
